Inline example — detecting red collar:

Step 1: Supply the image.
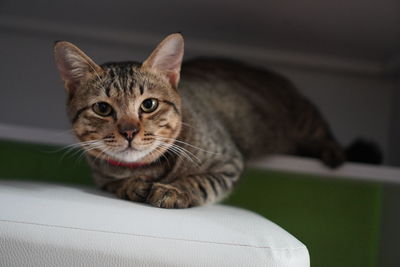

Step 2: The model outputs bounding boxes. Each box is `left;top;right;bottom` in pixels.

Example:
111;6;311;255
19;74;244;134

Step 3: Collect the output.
105;158;147;169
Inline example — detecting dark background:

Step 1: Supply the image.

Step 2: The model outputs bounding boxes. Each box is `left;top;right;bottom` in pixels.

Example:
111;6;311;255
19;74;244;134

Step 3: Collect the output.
1;0;399;165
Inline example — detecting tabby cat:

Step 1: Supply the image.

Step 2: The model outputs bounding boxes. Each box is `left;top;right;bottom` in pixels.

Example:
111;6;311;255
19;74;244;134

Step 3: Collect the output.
54;33;345;208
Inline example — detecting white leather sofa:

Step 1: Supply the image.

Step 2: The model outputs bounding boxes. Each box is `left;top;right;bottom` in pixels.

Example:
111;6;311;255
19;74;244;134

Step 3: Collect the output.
0;180;310;267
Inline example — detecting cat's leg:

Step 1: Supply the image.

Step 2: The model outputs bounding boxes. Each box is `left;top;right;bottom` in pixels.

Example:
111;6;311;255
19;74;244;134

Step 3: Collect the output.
294;103;346;168
103;178;153;202
296;138;345;168
146;155;244;209
296;131;346;168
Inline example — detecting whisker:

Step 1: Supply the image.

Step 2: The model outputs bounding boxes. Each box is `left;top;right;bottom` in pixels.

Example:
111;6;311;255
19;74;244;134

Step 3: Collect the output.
149;145;171;169
153;138;202;163
59;141;102;160
153;135;219;155
59;138;112;162
168;143;201;162
74;143;104;163
156;141;200;167
181;122;195;129
93;146;109;163
158;144;190;166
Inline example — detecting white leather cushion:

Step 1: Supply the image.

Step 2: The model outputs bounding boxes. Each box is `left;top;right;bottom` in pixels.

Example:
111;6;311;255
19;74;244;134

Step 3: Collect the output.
0;180;309;267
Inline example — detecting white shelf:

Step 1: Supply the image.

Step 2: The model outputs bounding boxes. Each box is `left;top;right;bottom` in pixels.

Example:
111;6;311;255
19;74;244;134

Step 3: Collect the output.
250;155;400;185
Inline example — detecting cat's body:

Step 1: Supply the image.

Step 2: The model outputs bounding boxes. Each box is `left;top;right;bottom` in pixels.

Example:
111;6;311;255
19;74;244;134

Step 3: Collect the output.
55;34;344;208
180;58;339;160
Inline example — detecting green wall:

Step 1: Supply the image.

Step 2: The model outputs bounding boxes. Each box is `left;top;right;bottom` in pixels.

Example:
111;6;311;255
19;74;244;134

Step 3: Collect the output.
0;140;92;185
0;140;382;267
225;169;382;267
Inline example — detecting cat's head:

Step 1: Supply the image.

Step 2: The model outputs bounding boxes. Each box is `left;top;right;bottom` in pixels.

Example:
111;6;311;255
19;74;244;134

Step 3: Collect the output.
54;34;184;164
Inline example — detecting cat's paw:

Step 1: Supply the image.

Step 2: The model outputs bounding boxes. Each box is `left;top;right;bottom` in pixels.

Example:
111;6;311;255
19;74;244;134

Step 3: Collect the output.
116;178;152;202
321;143;346;168
147;183;190;209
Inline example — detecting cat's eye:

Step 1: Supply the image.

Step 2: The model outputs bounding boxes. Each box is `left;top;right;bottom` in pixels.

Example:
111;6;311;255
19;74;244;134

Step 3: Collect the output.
141;98;159;113
92;102;113;116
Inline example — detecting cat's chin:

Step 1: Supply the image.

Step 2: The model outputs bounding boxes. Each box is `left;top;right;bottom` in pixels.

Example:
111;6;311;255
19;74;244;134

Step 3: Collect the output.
104;147;154;163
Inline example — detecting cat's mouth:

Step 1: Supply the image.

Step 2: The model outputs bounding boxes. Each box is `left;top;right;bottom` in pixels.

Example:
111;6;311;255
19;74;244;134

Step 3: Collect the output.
99;140;161;163
123;141;152;152
123;145;138;151
83;139;166;163
103;146;154;163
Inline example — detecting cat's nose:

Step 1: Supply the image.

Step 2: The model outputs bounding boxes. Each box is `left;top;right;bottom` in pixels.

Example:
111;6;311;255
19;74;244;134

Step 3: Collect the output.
118;123;140;142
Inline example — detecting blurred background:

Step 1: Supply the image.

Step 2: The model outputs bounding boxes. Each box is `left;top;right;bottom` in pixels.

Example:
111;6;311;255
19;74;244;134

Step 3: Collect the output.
1;0;400;165
1;1;400;266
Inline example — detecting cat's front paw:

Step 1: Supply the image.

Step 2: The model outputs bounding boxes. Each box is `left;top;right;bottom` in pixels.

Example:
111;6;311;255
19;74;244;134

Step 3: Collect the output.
116;178;152;202
147;183;190;209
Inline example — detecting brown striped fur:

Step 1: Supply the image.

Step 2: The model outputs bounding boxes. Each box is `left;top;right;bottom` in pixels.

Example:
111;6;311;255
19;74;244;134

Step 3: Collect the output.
54;34;345;209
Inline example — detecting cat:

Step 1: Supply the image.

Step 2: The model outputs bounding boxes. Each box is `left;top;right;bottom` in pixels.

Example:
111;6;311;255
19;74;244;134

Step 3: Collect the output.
54;33;345;209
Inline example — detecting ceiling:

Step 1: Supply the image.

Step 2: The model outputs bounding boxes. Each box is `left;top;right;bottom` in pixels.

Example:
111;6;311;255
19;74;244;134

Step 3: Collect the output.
1;0;399;65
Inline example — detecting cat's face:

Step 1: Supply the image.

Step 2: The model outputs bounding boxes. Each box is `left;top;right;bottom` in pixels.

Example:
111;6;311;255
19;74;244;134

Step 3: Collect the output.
55;34;184;163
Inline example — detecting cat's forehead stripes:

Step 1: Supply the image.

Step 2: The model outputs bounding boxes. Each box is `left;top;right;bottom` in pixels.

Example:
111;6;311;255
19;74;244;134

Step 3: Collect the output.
100;62;151;97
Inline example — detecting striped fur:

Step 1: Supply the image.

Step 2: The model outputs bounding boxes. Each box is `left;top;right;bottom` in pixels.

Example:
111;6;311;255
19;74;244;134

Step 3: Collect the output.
55;34;345;209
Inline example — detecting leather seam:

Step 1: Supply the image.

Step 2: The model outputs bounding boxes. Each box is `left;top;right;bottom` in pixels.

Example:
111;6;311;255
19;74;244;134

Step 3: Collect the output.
0;219;306;251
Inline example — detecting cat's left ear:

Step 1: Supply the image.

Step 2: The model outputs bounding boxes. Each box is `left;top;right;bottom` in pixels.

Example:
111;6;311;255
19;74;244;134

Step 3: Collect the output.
142;33;184;89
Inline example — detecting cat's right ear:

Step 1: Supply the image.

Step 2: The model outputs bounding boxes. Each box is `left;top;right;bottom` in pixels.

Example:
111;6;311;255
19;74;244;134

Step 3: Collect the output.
54;41;101;94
